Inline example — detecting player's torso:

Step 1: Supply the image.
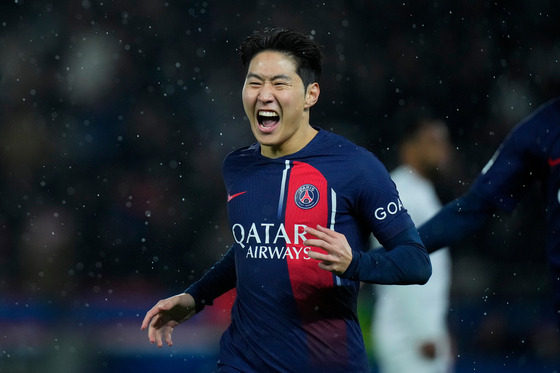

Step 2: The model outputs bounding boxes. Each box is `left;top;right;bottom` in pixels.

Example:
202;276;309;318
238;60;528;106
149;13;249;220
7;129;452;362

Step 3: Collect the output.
221;152;370;372
225;156;356;310
218;131;402;372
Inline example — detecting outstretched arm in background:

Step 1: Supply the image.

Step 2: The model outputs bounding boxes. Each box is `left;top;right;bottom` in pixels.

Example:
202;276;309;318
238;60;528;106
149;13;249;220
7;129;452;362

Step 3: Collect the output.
417;190;496;254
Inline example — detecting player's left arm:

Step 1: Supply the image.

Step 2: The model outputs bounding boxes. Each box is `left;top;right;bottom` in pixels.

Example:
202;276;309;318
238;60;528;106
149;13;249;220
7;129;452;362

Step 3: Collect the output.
307;148;431;284
305;224;431;284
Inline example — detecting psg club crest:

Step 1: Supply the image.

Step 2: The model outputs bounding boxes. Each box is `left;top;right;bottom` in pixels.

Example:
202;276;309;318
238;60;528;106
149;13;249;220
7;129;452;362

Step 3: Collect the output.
294;184;320;209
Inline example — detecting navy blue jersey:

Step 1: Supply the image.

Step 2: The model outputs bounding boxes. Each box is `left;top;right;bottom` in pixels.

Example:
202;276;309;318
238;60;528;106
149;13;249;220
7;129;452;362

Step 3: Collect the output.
420;97;560;324
474;97;560;315
187;128;430;372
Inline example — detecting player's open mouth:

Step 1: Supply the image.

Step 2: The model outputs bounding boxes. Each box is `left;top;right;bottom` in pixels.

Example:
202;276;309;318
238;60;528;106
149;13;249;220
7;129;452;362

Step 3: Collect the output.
257;110;280;130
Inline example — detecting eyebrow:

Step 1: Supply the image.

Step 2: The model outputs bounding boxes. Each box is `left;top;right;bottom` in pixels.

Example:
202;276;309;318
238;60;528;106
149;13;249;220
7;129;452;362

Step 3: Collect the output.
246;72;292;81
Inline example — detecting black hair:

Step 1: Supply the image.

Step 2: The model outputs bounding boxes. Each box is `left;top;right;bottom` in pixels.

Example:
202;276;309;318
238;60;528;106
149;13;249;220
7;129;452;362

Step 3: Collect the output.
239;27;323;88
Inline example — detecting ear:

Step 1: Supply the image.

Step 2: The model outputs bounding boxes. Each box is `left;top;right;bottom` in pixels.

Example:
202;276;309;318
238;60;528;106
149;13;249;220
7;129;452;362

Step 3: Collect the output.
304;83;320;109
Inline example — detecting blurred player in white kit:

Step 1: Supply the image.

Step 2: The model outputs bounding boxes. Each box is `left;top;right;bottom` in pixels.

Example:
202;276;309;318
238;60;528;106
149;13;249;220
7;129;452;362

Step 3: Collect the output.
372;114;454;373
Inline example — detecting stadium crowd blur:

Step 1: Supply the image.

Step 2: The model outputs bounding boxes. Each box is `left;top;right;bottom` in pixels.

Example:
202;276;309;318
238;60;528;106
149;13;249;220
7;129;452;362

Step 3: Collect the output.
1;1;560;372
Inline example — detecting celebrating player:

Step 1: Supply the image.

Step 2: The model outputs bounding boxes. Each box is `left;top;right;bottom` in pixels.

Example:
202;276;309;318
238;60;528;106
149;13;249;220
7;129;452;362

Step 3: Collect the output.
141;27;431;372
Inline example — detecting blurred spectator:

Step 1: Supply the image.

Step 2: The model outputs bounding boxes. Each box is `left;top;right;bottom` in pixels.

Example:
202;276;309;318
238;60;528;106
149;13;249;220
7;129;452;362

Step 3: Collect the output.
372;109;455;373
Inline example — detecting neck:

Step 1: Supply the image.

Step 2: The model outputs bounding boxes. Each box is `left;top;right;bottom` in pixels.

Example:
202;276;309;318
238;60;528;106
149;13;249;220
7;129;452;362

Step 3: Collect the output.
261;125;318;158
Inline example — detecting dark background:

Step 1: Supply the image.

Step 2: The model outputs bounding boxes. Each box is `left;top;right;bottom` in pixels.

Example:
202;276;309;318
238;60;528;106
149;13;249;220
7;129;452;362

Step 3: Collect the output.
1;1;559;372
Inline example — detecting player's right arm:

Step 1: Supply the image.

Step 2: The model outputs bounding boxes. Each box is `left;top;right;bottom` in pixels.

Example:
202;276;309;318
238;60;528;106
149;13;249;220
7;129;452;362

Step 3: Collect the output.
184;245;237;312
141;245;237;346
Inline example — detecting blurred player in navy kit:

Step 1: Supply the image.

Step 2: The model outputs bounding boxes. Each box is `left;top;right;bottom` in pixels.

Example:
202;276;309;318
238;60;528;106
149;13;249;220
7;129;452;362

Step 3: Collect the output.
372;115;454;373
141;28;431;372
418;97;560;331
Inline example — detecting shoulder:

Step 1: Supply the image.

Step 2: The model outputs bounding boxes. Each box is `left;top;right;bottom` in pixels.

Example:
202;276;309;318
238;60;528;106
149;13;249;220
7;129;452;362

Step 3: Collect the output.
511;97;560;140
315;129;386;169
316;129;368;152
222;143;261;180
530;97;560;123
492;97;560;163
318;131;397;197
223;143;259;164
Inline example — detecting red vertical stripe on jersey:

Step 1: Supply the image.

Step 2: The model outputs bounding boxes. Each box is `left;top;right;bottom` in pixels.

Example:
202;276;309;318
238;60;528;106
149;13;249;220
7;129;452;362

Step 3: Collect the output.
285;161;331;302
284;161;348;367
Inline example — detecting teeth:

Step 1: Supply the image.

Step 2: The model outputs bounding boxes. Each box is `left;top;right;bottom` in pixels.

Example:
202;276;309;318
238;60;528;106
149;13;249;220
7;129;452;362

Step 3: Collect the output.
258;111;279;117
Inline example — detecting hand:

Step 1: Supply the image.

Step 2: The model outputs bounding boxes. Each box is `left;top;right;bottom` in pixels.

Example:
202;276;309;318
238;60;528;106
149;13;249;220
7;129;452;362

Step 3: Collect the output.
304;224;353;276
140;293;197;347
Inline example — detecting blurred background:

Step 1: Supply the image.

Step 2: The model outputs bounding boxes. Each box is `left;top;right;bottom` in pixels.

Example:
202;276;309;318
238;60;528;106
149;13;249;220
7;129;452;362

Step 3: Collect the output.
1;0;559;372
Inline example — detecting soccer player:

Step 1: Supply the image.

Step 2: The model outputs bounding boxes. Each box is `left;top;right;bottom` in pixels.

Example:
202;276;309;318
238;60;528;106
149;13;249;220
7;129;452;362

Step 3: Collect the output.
141;28;432;372
417;97;560;329
372;115;454;373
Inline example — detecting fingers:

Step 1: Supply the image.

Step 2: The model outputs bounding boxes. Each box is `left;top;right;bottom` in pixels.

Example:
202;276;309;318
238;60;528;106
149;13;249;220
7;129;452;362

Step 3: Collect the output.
140;307;157;330
153;324;167;348
304;224;337;254
304;225;337;262
142;294;192;349
146;314;174;347
304;224;352;275
141;299;176;348
141;300;168;330
147;315;159;344
305;224;336;240
140;301;161;330
306;249;329;261
164;329;174;347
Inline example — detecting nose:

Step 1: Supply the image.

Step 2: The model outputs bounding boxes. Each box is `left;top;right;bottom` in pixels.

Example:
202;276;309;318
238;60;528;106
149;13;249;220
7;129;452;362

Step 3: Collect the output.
257;83;274;103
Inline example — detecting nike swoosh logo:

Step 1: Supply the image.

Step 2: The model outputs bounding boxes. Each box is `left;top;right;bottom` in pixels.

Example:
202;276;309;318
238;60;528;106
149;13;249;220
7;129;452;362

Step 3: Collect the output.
549;157;560;167
227;191;247;202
